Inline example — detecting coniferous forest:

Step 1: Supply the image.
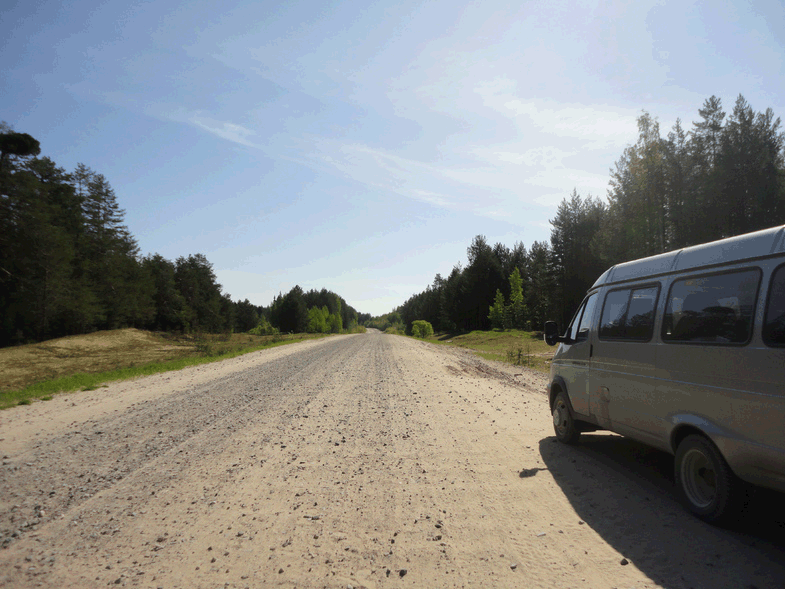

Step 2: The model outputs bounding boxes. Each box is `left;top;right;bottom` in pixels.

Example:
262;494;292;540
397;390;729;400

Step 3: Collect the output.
0;123;362;347
379;95;785;334
3;94;785;346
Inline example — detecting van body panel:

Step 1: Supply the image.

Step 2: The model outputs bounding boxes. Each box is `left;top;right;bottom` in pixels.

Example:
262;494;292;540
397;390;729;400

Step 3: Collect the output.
549;225;785;499
591;226;785;289
591;340;658;441
656;345;748;437
600;251;677;286
551;340;591;416
719;438;785;492
674;227;785;271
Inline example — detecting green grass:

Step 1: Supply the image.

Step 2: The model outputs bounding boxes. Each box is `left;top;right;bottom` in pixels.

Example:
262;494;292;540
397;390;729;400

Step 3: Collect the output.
0;334;319;410
417;329;554;372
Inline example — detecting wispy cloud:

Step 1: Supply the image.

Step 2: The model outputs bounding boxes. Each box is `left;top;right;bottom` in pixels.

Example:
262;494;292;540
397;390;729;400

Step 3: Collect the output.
301;131;610;223
502;100;637;142
309;141;469;209
474;77;638;146
471;145;577;168
189;117;258;147
409;189;453;208
155;106;263;149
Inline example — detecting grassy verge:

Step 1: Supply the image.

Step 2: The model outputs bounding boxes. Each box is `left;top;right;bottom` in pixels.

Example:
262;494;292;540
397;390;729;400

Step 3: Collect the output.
416;329;554;372
0;331;326;410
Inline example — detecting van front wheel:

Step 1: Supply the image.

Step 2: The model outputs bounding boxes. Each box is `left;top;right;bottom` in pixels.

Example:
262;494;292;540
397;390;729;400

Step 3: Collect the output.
675;435;739;524
552;391;581;444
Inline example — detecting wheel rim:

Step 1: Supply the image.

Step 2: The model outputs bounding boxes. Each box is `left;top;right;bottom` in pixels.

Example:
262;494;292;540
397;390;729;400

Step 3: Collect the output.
552;400;569;436
680;447;717;509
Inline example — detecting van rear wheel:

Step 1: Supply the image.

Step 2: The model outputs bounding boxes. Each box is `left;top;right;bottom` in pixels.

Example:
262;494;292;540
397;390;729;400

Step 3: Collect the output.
552;391;580;444
674;434;740;524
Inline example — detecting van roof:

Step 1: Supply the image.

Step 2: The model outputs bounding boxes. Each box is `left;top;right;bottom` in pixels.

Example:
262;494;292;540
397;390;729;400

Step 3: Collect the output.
592;225;785;288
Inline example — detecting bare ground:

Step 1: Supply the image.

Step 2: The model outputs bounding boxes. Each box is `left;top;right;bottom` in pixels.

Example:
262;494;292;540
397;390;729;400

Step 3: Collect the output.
1;332;784;588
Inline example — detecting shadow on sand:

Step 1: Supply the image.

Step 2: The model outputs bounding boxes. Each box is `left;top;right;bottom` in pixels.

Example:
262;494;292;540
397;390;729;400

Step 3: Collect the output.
538;433;785;589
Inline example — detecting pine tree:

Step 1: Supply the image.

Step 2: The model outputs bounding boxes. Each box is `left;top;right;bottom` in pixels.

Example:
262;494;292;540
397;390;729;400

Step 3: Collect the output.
488;289;506;330
143;254;186;331
507;267;528;329
175;254;224;333
717;95;785;236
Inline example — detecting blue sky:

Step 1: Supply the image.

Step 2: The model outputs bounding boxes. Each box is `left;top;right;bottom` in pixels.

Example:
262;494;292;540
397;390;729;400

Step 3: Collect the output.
3;0;784;316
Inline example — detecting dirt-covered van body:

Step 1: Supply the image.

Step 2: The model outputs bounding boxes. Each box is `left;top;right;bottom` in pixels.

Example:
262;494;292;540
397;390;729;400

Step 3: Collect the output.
544;225;785;522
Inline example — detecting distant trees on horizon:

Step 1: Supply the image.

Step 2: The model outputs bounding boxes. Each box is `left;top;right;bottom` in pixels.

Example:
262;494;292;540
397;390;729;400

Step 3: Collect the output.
3;92;784;344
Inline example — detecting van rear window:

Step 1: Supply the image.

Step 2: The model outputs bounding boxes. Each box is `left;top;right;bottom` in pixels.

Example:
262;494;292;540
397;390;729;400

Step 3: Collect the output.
763;265;785;347
662;269;760;345
599;286;658;341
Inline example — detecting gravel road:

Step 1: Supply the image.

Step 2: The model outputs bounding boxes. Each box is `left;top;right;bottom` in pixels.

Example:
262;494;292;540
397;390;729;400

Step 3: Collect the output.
1;332;784;588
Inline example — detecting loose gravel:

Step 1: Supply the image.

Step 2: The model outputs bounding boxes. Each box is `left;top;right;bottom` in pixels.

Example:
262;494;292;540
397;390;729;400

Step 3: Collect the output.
1;332;784;588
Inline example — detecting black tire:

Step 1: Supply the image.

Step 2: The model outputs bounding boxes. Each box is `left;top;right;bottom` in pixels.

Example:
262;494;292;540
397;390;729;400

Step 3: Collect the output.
674;434;741;524
552;391;581;444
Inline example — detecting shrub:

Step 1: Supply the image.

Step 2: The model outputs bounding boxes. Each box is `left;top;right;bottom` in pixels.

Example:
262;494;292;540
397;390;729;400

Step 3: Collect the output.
411;320;434;339
249;317;279;336
506;340;533;366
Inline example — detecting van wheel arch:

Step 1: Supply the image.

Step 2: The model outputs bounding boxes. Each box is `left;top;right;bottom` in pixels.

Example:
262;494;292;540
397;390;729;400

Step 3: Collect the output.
671;425;704;455
671;423;726;456
549;377;571;411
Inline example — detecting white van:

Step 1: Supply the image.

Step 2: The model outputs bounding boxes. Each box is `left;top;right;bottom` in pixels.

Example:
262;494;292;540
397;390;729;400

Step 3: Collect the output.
544;225;785;523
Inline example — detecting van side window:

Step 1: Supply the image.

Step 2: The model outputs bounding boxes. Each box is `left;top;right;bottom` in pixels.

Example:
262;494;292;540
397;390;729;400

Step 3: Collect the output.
763;264;785;347
599;286;658;341
567;293;598;343
662;269;760;344
599;290;629;339
575;292;598;342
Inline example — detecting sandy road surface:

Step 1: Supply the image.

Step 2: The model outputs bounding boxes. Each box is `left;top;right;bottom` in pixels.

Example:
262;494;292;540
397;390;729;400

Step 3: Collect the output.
1;332;784;588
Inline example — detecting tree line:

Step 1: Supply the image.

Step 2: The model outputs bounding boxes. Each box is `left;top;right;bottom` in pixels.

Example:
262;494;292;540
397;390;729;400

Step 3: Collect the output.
0;124;362;346
267;286;363;334
377;94;785;334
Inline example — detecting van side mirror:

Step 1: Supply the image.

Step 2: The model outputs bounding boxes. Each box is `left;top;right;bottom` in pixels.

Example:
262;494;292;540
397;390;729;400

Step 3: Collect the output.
544;321;560;346
544;321;574;346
